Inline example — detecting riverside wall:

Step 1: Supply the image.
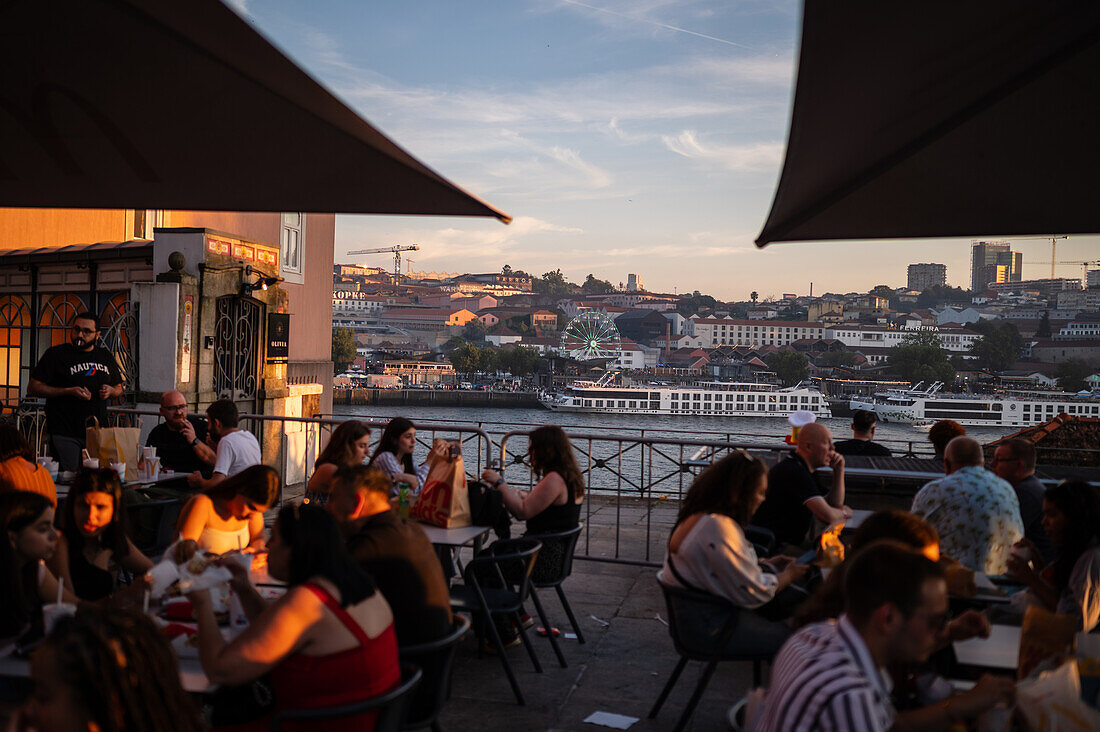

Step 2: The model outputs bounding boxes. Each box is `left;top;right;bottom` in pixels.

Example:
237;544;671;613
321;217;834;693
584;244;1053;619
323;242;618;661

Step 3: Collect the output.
334;388;544;409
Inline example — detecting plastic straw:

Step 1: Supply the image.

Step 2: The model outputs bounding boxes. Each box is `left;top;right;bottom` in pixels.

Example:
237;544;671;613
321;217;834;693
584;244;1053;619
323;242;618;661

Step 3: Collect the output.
143;589;150;614
56;576;63;605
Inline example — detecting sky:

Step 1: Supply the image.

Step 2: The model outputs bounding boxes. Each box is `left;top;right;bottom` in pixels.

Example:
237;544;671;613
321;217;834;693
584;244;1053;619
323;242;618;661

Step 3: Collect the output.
230;0;1098;301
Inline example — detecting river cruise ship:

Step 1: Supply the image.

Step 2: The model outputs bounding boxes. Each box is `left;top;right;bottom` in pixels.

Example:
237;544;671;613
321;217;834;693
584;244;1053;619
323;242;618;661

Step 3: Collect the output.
541;380;832;418
853;382;1100;427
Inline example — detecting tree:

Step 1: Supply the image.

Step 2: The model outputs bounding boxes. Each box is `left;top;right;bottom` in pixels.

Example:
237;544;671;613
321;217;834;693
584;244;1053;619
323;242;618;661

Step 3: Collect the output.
765;350;809;386
1036;310;1052;338
532;269;574;297
441;335;467;352
816;350;859;369
676;292;718;316
916;285;971;308
870;285;894;299
449;343;489;375
968;324;1022;372
462;319;488;341
1055;358;1094;393
750;291;759;304
888;331;956;384
581;274;615;294
495;346;539;376
331;327;356;373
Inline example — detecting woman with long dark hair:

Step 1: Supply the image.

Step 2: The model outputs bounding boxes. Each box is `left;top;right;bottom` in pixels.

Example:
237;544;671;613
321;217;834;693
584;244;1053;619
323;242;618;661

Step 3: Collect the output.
176;464;279;555
304;420;370;507
49;468;153;601
1008;479;1100;632
15;606;203;732
480;425;585;533
658;451;808;656
188;504;400;730
0;491;78;640
368;417;448;495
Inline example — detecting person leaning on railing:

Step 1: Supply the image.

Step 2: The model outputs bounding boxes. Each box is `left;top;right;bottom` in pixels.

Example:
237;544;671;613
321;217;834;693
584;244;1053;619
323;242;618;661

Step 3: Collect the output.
304;420;370;507
658;451;809;658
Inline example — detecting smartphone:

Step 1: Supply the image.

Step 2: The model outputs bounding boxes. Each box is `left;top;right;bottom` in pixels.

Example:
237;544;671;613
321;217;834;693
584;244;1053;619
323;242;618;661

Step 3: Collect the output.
796;549;817;565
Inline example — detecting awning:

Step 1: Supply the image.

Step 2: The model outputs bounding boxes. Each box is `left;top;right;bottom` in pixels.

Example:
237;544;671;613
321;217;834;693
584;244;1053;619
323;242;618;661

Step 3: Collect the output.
0;0;510;223
756;1;1100;246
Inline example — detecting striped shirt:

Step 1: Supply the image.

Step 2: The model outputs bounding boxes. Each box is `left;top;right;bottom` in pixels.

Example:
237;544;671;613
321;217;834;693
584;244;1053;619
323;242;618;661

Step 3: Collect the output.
369;451;431;495
756;615;894;732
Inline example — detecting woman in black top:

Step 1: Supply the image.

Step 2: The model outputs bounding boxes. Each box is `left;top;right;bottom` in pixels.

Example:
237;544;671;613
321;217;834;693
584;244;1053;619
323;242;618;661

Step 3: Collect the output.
50;469;152;602
481;425;584;534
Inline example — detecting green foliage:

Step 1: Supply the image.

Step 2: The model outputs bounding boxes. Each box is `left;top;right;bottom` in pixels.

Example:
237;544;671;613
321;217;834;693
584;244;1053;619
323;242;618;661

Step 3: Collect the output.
750;291;759;303
503;315;534;335
532;269;574;297
462;319;488;341
888;331;956;384
1035;310;1052;338
580;274;615;294
448;343;492;374
1055;358;1095;393
676;293;718;316
764;350;809;386
331;327;356;373
815;350;859;368
870;285;894;298
967;322;1023;372
494;346;540;376
441;335;467;352
916;285;971;308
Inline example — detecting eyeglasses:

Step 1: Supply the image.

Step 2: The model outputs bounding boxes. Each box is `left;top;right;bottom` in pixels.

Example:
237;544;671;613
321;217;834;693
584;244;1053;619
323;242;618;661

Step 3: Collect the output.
161;404;187;412
73;327;97;335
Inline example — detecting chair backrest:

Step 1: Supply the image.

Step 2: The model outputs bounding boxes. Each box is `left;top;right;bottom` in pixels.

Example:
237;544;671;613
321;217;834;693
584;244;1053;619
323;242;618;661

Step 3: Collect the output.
270;662;422;732
398;614;471;729
464;537;541;613
525;523;583;587
660;581;743;662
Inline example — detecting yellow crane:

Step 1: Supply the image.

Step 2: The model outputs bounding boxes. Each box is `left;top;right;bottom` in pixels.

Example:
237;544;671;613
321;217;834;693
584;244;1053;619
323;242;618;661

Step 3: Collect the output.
346;245;419;281
1022;259;1099;283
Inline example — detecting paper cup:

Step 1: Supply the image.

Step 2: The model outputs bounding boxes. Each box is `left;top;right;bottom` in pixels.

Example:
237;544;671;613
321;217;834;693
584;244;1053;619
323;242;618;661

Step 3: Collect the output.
142;446;156;460
36;457;50;467
43;602;77;635
110;462;126;478
83;459;99;469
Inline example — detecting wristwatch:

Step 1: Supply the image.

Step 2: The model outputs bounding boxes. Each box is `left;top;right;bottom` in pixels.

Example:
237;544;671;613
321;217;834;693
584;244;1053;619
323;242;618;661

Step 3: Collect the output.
493;478;504;489
190;437;200;446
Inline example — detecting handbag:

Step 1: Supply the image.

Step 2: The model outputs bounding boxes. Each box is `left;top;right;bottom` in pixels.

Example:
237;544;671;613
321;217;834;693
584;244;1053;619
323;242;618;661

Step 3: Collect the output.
410;451;471;528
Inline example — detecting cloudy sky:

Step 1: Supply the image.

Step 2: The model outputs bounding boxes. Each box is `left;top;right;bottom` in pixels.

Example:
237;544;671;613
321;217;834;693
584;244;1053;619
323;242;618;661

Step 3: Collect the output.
232;0;1097;300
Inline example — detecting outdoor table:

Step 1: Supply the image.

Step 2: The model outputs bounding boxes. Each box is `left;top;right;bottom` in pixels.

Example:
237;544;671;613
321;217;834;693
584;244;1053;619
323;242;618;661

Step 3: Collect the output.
0;643;213;694
843;509;874;531
953;624;1021;671
417;523;491;574
124;470;188;488
249;565;285;587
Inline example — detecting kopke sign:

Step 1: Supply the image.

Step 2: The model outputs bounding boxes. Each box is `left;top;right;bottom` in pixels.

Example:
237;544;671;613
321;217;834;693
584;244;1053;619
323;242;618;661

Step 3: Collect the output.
208;236;279;269
266;313;289;363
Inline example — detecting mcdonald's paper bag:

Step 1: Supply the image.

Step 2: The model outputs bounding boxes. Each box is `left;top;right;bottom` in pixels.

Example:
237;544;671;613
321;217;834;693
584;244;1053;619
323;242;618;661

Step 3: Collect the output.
86;421;141;482
410;451;471;528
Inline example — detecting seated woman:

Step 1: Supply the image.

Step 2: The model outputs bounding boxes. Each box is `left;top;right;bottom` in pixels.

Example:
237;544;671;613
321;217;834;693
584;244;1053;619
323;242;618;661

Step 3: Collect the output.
1008;479;1100;632
480;425;585;535
188;504;400;731
0;424;57;506
177;464;279;555
657;451;808;657
0;491;78;641
16;606;202;732
304;420;370;507
368;417;448;495
48;469;154;602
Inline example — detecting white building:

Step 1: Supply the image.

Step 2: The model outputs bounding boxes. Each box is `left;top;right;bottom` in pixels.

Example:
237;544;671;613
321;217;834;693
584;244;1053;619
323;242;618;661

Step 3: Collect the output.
825;324;981;354
1056;315;1100;340
687;317;824;347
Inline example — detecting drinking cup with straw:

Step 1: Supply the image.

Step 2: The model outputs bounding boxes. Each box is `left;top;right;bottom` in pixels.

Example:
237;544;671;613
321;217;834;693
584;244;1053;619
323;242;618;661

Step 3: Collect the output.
43;577;76;635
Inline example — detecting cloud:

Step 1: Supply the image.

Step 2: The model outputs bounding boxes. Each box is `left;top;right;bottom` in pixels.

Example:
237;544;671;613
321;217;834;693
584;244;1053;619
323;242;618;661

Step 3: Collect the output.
560;0;758;50
662;131;783;171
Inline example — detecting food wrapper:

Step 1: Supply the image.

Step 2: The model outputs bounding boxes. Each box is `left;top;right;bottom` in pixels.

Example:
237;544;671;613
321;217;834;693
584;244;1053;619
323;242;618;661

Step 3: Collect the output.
943;560;977;598
1018;605;1078;680
1016;660;1100;731
146;559;180;599
176;557;233;594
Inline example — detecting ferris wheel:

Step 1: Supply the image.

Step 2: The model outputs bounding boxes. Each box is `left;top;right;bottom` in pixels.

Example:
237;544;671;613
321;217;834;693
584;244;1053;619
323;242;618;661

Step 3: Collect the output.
560;311;622;360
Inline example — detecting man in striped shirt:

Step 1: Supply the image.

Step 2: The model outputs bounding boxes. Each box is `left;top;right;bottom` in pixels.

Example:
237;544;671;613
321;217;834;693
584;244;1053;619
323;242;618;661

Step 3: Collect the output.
756;541;1013;731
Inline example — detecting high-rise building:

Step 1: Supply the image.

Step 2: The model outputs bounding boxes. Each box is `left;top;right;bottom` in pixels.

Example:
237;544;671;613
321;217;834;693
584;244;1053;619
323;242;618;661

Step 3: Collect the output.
1087;269;1100;289
907;263;947;291
970;241;1021;292
626;273;645;292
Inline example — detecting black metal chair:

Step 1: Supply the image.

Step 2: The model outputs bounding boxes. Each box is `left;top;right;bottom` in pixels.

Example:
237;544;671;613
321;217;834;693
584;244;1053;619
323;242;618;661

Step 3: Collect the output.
649;582;771;732
269;662;422;732
448;538;542;705
525;523;586;649
398;614;471;732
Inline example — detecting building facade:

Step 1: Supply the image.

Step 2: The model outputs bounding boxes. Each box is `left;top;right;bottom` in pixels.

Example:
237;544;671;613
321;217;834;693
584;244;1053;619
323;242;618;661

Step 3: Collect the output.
687;317;825;347
907;262;947;291
971;241;1021;292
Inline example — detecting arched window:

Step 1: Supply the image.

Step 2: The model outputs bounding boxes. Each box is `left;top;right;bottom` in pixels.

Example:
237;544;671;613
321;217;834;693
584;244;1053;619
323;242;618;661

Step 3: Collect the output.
37;293;88;357
0;296;31;411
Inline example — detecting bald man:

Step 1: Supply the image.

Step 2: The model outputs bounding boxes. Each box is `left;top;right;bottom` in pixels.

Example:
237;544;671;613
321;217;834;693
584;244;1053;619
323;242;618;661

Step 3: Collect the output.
911;436;1023;574
753;423;853;548
145;391;215;477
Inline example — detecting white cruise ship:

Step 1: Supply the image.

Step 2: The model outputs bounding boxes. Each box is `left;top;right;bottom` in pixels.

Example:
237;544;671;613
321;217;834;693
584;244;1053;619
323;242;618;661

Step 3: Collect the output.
541;379;832;418
853;381;1100;427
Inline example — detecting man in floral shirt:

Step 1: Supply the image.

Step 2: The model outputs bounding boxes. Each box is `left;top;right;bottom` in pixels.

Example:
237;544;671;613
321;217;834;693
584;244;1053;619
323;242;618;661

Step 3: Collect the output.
911;436;1023;574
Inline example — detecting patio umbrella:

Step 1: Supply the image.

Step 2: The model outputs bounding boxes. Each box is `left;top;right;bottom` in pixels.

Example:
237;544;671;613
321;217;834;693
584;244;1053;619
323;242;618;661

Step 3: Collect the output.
756;0;1099;246
0;0;510;223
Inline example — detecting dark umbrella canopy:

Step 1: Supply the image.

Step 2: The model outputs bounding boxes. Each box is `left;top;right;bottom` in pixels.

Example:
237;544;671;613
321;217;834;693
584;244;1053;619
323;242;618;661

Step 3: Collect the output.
756;1;1100;247
0;0;510;223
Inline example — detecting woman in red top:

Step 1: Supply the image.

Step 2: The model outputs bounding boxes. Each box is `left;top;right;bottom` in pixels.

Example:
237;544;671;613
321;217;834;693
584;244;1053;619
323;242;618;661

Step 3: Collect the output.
188;504;399;731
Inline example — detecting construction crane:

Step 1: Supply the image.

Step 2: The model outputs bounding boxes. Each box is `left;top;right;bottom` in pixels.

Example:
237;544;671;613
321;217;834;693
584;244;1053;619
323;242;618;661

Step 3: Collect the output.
346;245;419;281
1022;259;1099;283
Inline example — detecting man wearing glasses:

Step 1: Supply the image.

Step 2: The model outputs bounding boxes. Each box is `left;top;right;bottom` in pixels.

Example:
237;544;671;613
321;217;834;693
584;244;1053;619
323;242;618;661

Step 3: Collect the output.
145;390;215;478
27;312;123;472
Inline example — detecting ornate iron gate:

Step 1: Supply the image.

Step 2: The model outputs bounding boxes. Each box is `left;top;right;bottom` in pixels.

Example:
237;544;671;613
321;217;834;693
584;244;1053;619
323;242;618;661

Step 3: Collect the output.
213;295;262;410
99;293;139;405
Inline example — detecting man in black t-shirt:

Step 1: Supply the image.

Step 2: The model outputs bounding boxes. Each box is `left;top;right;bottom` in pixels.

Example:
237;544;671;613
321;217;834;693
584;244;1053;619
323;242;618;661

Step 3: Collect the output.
752;423;853;548
28;312;123;472
328;465;452;646
833;410;892;457
145;390;215;478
